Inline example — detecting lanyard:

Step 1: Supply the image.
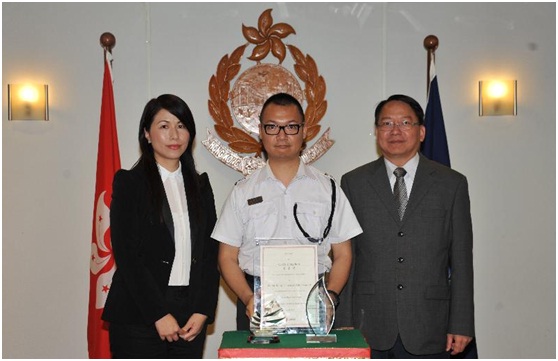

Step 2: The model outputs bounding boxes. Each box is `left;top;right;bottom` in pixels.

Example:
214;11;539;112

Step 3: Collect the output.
293;178;336;245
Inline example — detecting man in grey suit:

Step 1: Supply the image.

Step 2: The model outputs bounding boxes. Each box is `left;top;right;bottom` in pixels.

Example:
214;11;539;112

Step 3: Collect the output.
336;94;474;358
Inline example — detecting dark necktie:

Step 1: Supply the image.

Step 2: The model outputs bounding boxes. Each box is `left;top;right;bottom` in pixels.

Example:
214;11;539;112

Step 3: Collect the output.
393;167;408;220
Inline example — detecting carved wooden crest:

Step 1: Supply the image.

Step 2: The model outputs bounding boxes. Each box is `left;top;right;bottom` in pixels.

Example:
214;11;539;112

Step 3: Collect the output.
202;9;334;175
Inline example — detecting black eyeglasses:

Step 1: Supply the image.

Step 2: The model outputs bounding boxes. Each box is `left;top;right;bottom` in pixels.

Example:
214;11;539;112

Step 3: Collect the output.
376;120;420;132
293;178;336;244
262;123;304;135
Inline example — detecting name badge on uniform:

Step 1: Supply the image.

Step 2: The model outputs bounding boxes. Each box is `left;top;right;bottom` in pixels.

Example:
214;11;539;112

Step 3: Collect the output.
247;196;263;206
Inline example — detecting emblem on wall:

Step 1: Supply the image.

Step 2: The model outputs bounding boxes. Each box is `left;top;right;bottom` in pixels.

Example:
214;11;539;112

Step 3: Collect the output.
202;9;334;175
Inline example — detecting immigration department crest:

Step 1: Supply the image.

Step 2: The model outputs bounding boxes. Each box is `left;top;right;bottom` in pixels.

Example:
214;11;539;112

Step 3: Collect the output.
202;9;334;175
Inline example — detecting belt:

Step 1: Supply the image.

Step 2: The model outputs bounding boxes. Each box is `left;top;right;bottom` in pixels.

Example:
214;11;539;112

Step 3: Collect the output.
244;273;255;286
244;273;325;284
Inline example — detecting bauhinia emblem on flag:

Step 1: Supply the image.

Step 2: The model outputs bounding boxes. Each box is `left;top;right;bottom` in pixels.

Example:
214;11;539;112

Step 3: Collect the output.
91;190;115;308
87;48;121;359
421;56;451;167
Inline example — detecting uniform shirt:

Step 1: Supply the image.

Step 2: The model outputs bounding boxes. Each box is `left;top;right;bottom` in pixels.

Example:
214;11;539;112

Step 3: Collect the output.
212;161;363;276
385;152;420;197
158;163;191;286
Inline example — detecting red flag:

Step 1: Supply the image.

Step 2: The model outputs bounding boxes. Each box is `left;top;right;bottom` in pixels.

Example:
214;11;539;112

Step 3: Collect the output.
88;51;120;359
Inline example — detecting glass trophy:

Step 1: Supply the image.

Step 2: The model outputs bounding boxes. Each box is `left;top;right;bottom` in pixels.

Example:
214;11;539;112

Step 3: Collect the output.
248;238;318;343
248;275;282;344
305;275;337;343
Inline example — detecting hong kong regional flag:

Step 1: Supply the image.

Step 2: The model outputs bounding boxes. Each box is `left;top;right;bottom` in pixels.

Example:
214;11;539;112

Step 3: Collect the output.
87;50;120;358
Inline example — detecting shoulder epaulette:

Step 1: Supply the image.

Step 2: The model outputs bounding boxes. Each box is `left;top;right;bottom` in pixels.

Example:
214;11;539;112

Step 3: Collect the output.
234;177;248;186
324;173;337;184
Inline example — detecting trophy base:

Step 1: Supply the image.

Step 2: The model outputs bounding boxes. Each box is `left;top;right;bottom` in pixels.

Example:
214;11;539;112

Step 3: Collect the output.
306;334;337;343
248;334;280;344
248;329;280;344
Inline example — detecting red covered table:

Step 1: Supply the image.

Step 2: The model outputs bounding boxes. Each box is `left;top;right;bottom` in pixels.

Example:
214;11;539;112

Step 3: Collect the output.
218;329;370;358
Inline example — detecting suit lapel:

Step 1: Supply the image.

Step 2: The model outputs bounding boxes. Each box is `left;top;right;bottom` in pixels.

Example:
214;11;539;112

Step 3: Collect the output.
162;170;201;249
161;195;174;242
136;161;175;241
403;155;437;222
183;171;200;251
366;158;401;224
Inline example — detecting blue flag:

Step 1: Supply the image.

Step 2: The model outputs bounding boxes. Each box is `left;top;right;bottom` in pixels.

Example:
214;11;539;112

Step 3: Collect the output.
421;59;451;167
422;59;478;359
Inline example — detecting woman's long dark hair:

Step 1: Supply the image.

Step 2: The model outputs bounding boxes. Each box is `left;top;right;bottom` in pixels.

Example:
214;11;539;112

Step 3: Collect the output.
135;94;201;222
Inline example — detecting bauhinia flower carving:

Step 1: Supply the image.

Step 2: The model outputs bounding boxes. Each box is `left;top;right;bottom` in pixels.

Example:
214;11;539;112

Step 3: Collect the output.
242;9;296;63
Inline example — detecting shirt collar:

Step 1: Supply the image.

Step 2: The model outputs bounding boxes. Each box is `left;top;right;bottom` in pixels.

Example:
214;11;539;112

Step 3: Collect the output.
384;152;420;179
259;158;316;183
157;162;182;182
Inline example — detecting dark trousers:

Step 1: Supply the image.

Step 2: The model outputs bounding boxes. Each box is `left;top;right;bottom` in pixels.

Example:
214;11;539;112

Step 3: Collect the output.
109;286;207;359
372;334;450;359
236;274;254;331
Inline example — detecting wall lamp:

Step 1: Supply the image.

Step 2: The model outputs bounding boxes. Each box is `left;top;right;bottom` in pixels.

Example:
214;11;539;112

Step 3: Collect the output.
7;84;49;121
479;80;517;116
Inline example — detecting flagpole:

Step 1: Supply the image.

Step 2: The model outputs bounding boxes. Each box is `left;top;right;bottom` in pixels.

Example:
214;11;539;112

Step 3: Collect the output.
88;31;119;359
423;35;438;96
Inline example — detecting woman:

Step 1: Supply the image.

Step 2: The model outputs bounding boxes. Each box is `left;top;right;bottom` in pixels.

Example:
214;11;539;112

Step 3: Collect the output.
102;94;219;358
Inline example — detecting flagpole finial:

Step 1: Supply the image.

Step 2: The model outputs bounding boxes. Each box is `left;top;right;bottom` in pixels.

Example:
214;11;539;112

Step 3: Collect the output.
423;35;438;52
100;32;116;53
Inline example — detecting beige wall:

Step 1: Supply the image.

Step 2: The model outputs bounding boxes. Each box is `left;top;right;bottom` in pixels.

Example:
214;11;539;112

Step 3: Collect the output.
3;2;555;358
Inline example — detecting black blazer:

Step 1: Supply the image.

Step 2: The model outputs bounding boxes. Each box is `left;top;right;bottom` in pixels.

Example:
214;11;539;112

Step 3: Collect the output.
102;162;219;326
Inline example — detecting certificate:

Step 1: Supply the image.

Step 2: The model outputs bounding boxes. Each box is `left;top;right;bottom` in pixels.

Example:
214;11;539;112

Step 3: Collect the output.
260;244;318;330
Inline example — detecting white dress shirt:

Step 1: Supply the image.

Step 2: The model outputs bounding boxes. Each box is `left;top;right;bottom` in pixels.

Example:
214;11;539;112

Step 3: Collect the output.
158;163;191;286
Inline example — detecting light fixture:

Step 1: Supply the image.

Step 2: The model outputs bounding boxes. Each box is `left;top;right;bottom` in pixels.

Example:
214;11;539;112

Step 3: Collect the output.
7;84;49;120
479;80;517;116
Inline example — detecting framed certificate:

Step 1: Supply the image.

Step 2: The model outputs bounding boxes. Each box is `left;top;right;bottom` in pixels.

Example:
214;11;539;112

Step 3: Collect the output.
251;240;318;334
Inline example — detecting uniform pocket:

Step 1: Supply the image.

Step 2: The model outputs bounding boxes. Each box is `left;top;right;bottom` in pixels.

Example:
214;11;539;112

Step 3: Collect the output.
243;201;279;239
293;201;328;238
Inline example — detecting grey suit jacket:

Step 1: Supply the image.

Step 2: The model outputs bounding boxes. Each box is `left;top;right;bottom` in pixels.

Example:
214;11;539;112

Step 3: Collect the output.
336;155;474;355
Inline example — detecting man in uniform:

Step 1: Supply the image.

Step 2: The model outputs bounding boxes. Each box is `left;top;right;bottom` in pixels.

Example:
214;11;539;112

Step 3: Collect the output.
212;93;362;330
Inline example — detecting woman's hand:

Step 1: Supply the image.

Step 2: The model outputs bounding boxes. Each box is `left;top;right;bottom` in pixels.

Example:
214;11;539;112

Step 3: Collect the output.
179;313;208;341
154;314;181;342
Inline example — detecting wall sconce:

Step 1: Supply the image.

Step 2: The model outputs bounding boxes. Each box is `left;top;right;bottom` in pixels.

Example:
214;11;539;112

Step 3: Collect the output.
7;84;49;121
479;80;517;116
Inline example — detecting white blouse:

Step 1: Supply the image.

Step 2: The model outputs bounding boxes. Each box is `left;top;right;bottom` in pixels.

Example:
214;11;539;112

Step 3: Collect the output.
158;163;191;286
